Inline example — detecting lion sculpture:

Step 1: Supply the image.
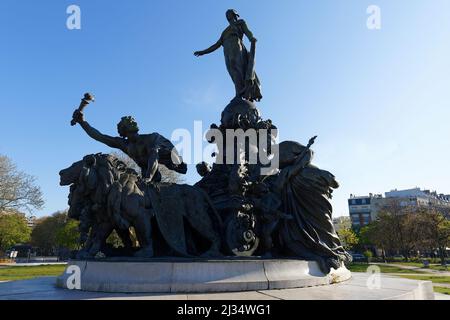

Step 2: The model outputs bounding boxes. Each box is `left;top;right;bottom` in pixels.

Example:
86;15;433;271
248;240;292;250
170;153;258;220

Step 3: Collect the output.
59;153;223;259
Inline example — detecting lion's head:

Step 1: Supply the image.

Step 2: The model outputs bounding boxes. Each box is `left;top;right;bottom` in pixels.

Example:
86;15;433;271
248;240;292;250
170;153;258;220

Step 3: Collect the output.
59;153;134;220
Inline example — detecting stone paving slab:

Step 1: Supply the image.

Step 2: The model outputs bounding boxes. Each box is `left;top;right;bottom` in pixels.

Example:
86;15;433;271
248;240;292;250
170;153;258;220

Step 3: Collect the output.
0;273;436;300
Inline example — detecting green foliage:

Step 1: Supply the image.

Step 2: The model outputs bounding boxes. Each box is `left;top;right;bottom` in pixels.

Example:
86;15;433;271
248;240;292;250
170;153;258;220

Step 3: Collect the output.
418;210;450;265
359;214;398;252
363;250;373;263
56;219;80;250
0;212;31;253
358;204;450;263
358;225;372;245
30;212;66;255
31;211;80;255
363;250;373;260
434;287;450;295
106;230;125;248
337;227;359;251
106;228;140;248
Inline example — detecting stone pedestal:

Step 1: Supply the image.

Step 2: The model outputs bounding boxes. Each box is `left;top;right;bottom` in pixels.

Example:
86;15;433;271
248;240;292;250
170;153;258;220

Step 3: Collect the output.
56;258;351;293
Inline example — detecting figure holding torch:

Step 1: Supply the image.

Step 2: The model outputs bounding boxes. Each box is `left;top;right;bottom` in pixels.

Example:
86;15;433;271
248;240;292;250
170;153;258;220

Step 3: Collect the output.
70;92;187;183
71;93;95;126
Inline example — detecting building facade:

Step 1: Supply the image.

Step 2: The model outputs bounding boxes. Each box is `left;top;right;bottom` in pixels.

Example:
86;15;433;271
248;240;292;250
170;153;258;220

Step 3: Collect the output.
348;194;382;229
26;215;37;229
348;188;450;229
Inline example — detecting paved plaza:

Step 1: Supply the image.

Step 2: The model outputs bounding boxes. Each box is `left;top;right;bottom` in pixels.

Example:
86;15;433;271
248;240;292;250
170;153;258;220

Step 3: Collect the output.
0;272;443;300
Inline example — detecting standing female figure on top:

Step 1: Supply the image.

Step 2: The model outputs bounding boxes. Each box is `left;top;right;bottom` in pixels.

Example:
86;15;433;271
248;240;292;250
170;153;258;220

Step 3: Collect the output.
194;9;262;102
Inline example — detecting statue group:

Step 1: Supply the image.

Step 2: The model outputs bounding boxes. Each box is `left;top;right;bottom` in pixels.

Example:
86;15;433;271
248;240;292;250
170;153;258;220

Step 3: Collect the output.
60;9;351;273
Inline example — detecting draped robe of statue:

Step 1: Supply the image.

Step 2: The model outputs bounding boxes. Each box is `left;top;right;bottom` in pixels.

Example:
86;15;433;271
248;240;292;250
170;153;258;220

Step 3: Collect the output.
221;19;262;102
275;141;351;273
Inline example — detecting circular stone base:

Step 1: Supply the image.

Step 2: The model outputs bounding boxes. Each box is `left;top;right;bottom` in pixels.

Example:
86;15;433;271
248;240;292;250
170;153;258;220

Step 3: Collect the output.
56;259;351;293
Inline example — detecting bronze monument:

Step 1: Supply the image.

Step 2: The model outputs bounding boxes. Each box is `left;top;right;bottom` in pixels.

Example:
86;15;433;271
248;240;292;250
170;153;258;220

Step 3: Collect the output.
61;9;350;274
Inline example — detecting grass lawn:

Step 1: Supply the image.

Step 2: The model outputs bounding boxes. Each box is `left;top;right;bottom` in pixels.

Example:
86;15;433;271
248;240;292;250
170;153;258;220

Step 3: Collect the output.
428;265;449;271
396;275;450;284
394;262;424;268
434;286;450;295
0;265;66;281
395;262;449;271
347;263;426;274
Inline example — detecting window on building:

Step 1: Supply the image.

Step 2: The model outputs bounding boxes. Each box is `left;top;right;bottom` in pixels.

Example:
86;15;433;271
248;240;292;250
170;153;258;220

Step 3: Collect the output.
351;215;360;224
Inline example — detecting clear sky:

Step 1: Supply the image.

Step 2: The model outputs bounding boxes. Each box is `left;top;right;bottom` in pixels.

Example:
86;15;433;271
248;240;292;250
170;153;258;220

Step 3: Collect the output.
1;1;449;218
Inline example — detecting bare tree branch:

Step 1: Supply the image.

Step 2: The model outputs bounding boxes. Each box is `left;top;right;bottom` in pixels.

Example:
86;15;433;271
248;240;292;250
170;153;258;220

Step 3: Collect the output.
0;155;44;213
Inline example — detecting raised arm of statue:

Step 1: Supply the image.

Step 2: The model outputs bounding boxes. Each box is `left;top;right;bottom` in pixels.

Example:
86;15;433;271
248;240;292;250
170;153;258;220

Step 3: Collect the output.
73;110;126;151
287;150;313;180
273;149;313;193
241;20;257;43
194;38;222;57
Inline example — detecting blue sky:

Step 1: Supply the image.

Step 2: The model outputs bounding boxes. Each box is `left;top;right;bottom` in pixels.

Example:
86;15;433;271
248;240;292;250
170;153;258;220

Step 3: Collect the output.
1;1;449;217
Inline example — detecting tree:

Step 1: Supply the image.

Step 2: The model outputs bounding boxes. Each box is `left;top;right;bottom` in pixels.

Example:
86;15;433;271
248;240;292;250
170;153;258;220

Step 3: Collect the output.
110;151;184;183
0;212;31;253
359;201;450;262
418;209;450;265
31;211;82;255
30;211;69;255
359;220;391;260
373;201;423;261
0;154;44;213
106;230;125;248
363;250;373;263
337;227;359;251
56;219;80;251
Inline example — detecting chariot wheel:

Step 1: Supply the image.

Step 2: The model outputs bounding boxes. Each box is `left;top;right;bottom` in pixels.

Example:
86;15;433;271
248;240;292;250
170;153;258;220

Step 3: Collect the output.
224;212;259;256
